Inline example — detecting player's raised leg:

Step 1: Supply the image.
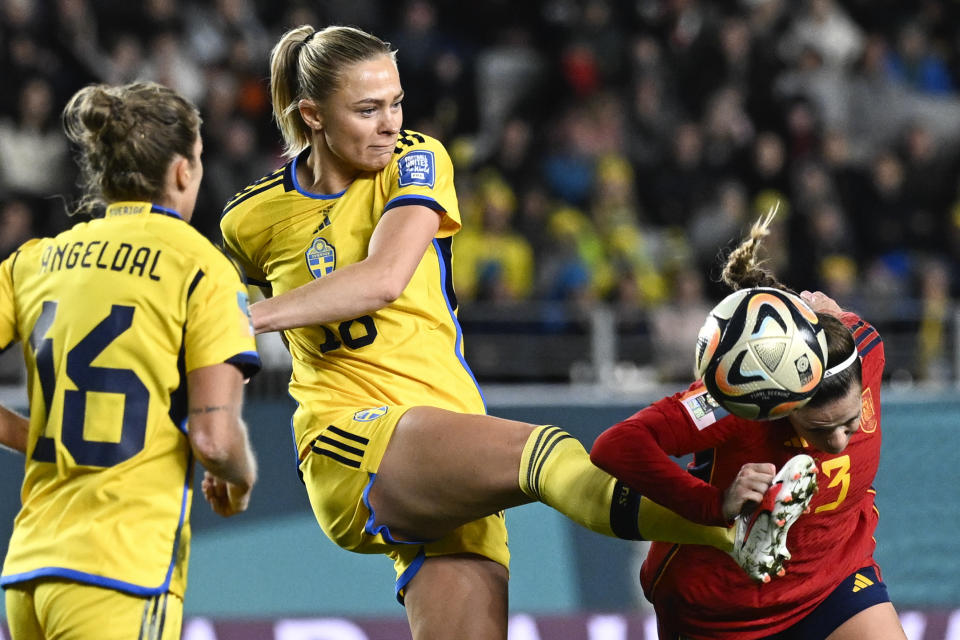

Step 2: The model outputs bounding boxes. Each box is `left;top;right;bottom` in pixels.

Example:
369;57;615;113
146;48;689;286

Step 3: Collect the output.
368;406;732;548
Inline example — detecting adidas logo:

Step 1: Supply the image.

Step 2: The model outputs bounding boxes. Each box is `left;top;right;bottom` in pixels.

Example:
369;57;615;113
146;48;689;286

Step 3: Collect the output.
852;573;874;592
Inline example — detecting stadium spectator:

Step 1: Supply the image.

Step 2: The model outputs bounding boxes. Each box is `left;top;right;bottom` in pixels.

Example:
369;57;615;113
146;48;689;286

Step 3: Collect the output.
884;21;955;95
648;266;712;382
591;212;908;640
220;24;755;640
687;179;751;297
452;171;535;302
537;204;609;305
0;82;259;640
645;121;712;227
779;0;865;71
589;153;667;307
914;257;952;381
0;78;71;203
0;200;33;262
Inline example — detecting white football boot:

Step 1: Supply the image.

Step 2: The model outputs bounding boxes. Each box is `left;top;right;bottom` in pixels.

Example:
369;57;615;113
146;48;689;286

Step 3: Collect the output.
730;454;818;582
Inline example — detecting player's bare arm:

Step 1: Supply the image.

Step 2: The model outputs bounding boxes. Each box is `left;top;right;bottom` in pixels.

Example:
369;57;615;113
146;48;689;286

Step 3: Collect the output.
0;404;28;454
249;203;441;333
187;362;257;517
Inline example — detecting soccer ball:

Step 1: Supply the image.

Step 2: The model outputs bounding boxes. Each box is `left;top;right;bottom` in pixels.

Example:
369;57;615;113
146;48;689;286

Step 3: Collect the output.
695;288;828;420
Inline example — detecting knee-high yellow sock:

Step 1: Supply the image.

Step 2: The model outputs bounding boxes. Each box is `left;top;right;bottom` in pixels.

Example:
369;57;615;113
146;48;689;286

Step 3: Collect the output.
518;426;733;550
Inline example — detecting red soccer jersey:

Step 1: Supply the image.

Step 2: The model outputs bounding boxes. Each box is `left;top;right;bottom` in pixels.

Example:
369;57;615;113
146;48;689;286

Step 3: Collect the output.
590;312;884;638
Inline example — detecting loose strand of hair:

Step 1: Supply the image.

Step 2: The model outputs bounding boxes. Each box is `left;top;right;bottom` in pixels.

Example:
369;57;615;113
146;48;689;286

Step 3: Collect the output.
721;201;785;292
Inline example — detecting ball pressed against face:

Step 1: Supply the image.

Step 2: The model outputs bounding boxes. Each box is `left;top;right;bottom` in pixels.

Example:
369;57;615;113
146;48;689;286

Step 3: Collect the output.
696;288;827;420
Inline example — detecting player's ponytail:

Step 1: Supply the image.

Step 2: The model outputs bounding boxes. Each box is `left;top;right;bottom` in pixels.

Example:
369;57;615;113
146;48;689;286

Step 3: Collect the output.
721;204;788;293
269;24;396;159
62;82;200;216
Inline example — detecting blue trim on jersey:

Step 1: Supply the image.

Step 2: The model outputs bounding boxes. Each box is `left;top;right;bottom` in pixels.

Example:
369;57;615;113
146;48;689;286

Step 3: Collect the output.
150;205;183;220
168;334;188;431
362;472;429;546
383;194;444;214
290;152;346;200
160;449;193;592
395;547;427;605
245;276;270;288
858;335;882;357
226;351;262;379
852;321;882;357
0;451;193;597
432;239;486;410
288;392;306;485
2;568;164;596
853;326;877;346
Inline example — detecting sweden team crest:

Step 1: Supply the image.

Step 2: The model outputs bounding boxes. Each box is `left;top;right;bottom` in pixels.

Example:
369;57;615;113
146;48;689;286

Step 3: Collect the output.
305;237;336;279
354;406;389;422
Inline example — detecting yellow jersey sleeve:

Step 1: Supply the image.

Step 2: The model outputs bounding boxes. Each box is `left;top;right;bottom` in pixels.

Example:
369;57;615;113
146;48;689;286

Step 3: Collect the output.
184;248;259;377
0;239;41;350
220;213;270;288
0;251;17;350
384;132;462;238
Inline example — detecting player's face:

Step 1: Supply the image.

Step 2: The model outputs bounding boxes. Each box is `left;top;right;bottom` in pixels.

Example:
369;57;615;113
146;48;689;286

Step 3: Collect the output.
181;135;203;222
787;384;862;454
321;55;403;172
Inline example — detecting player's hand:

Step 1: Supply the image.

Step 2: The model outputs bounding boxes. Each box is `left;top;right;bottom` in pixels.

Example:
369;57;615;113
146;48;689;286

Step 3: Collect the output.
722;462;776;522
202;471;252;517
799;290;843;317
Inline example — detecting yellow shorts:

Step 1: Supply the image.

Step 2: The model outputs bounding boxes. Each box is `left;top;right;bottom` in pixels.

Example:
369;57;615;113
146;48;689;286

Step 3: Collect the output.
5;579;182;640
298;404;510;602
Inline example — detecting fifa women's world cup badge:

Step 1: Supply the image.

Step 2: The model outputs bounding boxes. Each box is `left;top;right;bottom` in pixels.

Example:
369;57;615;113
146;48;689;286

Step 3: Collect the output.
306;237;336;279
795;354;814;386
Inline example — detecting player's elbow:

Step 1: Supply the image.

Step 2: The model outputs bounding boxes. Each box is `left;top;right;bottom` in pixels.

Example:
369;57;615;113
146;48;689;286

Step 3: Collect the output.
189;419;241;469
190;428;232;468
371;270;409;305
589;430;617;469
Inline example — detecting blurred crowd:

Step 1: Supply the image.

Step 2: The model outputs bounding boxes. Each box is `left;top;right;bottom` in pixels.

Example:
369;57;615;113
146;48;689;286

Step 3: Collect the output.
2;0;960;383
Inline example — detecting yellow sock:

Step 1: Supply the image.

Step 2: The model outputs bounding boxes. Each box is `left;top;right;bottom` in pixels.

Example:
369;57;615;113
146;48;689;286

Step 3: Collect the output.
518;425;618;535
519;425;733;551
638;497;734;551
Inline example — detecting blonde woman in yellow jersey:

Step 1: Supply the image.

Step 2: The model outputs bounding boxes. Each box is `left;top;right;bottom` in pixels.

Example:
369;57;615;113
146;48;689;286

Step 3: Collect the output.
222;25;740;639
0;82;260;640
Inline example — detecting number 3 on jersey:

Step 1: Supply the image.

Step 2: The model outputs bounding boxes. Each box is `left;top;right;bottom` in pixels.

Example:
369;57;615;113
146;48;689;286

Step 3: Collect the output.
29;301;148;467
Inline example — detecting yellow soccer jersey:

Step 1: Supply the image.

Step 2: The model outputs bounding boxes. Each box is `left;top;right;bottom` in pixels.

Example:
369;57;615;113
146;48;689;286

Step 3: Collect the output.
221;130;485;456
0;202;260;598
